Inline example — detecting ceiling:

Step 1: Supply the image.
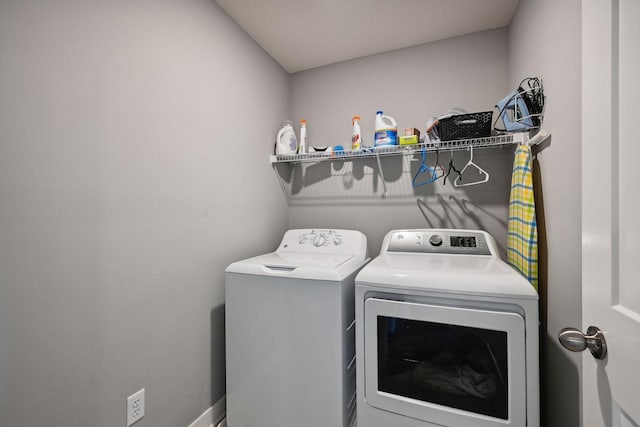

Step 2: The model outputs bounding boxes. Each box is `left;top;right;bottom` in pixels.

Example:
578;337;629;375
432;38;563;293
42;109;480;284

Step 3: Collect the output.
214;0;520;73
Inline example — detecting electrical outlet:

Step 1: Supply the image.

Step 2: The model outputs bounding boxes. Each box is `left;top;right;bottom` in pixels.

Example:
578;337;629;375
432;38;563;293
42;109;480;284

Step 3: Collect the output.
126;388;145;426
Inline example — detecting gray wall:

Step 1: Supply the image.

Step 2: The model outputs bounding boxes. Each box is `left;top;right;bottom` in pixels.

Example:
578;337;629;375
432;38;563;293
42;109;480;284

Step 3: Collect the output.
508;1;582;426
0;1;289;426
288;29;514;257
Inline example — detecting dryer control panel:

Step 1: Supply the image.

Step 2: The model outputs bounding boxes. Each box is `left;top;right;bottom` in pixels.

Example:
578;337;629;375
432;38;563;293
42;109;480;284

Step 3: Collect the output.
385;229;493;256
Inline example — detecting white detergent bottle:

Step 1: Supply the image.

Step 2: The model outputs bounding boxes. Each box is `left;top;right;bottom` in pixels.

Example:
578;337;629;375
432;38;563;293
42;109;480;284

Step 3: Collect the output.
276;121;298;155
351;115;363;150
298;119;308;154
374;110;398;148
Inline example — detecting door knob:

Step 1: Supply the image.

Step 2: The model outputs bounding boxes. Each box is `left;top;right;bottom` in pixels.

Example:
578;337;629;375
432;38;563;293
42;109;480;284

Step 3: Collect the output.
558;326;607;360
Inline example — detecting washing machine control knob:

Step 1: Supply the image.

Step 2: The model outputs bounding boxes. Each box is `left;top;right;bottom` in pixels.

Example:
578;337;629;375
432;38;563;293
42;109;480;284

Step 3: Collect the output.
313;234;326;247
429;234;443;246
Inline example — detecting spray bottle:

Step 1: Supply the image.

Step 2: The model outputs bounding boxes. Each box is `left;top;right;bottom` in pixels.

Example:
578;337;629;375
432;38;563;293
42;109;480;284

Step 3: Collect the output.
351;115;362;150
298;120;308;154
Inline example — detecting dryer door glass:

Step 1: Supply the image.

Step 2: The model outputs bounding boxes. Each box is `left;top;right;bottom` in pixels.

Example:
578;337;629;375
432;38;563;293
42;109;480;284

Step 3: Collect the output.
377;316;508;419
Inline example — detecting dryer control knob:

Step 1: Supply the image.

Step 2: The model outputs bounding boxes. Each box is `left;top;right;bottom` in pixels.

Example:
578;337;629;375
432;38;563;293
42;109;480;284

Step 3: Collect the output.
429;235;443;246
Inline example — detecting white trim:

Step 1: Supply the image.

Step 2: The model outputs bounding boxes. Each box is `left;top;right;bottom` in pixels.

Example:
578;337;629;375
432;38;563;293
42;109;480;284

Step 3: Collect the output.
187;406;212;427
187;396;226;427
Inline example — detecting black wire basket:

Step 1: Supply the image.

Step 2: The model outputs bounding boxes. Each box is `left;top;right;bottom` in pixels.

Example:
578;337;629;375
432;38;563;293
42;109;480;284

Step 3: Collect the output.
437;111;493;141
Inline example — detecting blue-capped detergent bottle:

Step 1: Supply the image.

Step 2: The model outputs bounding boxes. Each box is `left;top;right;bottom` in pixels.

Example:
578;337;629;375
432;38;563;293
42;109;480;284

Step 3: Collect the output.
275;120;298;155
374;111;398;147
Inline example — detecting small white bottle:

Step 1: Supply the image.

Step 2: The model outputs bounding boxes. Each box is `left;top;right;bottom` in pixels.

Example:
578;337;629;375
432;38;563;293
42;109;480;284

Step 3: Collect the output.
351;115;362;150
299;119;308;154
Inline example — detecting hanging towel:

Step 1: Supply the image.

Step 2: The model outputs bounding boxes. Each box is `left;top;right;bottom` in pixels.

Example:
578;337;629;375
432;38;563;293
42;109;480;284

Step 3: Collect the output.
507;144;538;290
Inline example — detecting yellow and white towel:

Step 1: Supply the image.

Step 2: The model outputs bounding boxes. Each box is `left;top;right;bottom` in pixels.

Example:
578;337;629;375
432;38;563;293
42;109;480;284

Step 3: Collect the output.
507;144;538;290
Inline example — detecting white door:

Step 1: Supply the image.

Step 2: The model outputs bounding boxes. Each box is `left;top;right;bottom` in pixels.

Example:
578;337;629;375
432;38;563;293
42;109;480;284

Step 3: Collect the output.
580;0;640;426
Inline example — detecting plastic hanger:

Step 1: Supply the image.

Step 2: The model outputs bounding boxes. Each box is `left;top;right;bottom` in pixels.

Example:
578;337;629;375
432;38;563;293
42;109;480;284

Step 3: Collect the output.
412;147;438;187
433;148;446;181
443;150;462;186
454;145;489;187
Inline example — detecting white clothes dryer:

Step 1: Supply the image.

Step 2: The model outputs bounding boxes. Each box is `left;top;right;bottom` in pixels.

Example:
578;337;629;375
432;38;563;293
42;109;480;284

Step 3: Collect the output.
225;229;368;427
355;229;539;427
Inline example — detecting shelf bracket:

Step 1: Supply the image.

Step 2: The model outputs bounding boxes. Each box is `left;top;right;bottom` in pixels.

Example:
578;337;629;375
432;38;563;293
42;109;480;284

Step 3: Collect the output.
375;152;389;198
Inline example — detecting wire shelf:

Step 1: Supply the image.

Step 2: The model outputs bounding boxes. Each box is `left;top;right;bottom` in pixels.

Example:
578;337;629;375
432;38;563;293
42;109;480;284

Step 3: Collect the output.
270;133;527;164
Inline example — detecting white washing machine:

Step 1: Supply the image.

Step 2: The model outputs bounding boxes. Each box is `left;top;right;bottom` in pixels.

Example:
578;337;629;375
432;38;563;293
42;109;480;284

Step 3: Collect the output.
355;229;539;427
225;229;368;427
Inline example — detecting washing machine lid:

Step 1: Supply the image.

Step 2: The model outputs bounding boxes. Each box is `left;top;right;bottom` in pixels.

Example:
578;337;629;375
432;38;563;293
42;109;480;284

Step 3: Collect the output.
226;228;369;281
226;252;365;281
356;252;538;299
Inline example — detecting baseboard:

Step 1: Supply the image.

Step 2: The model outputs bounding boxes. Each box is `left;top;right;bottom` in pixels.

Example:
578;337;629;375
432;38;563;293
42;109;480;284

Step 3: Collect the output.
188;396;225;427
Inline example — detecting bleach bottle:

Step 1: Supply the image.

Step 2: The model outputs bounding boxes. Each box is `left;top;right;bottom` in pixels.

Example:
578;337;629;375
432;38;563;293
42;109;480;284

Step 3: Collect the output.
374;111;398;147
